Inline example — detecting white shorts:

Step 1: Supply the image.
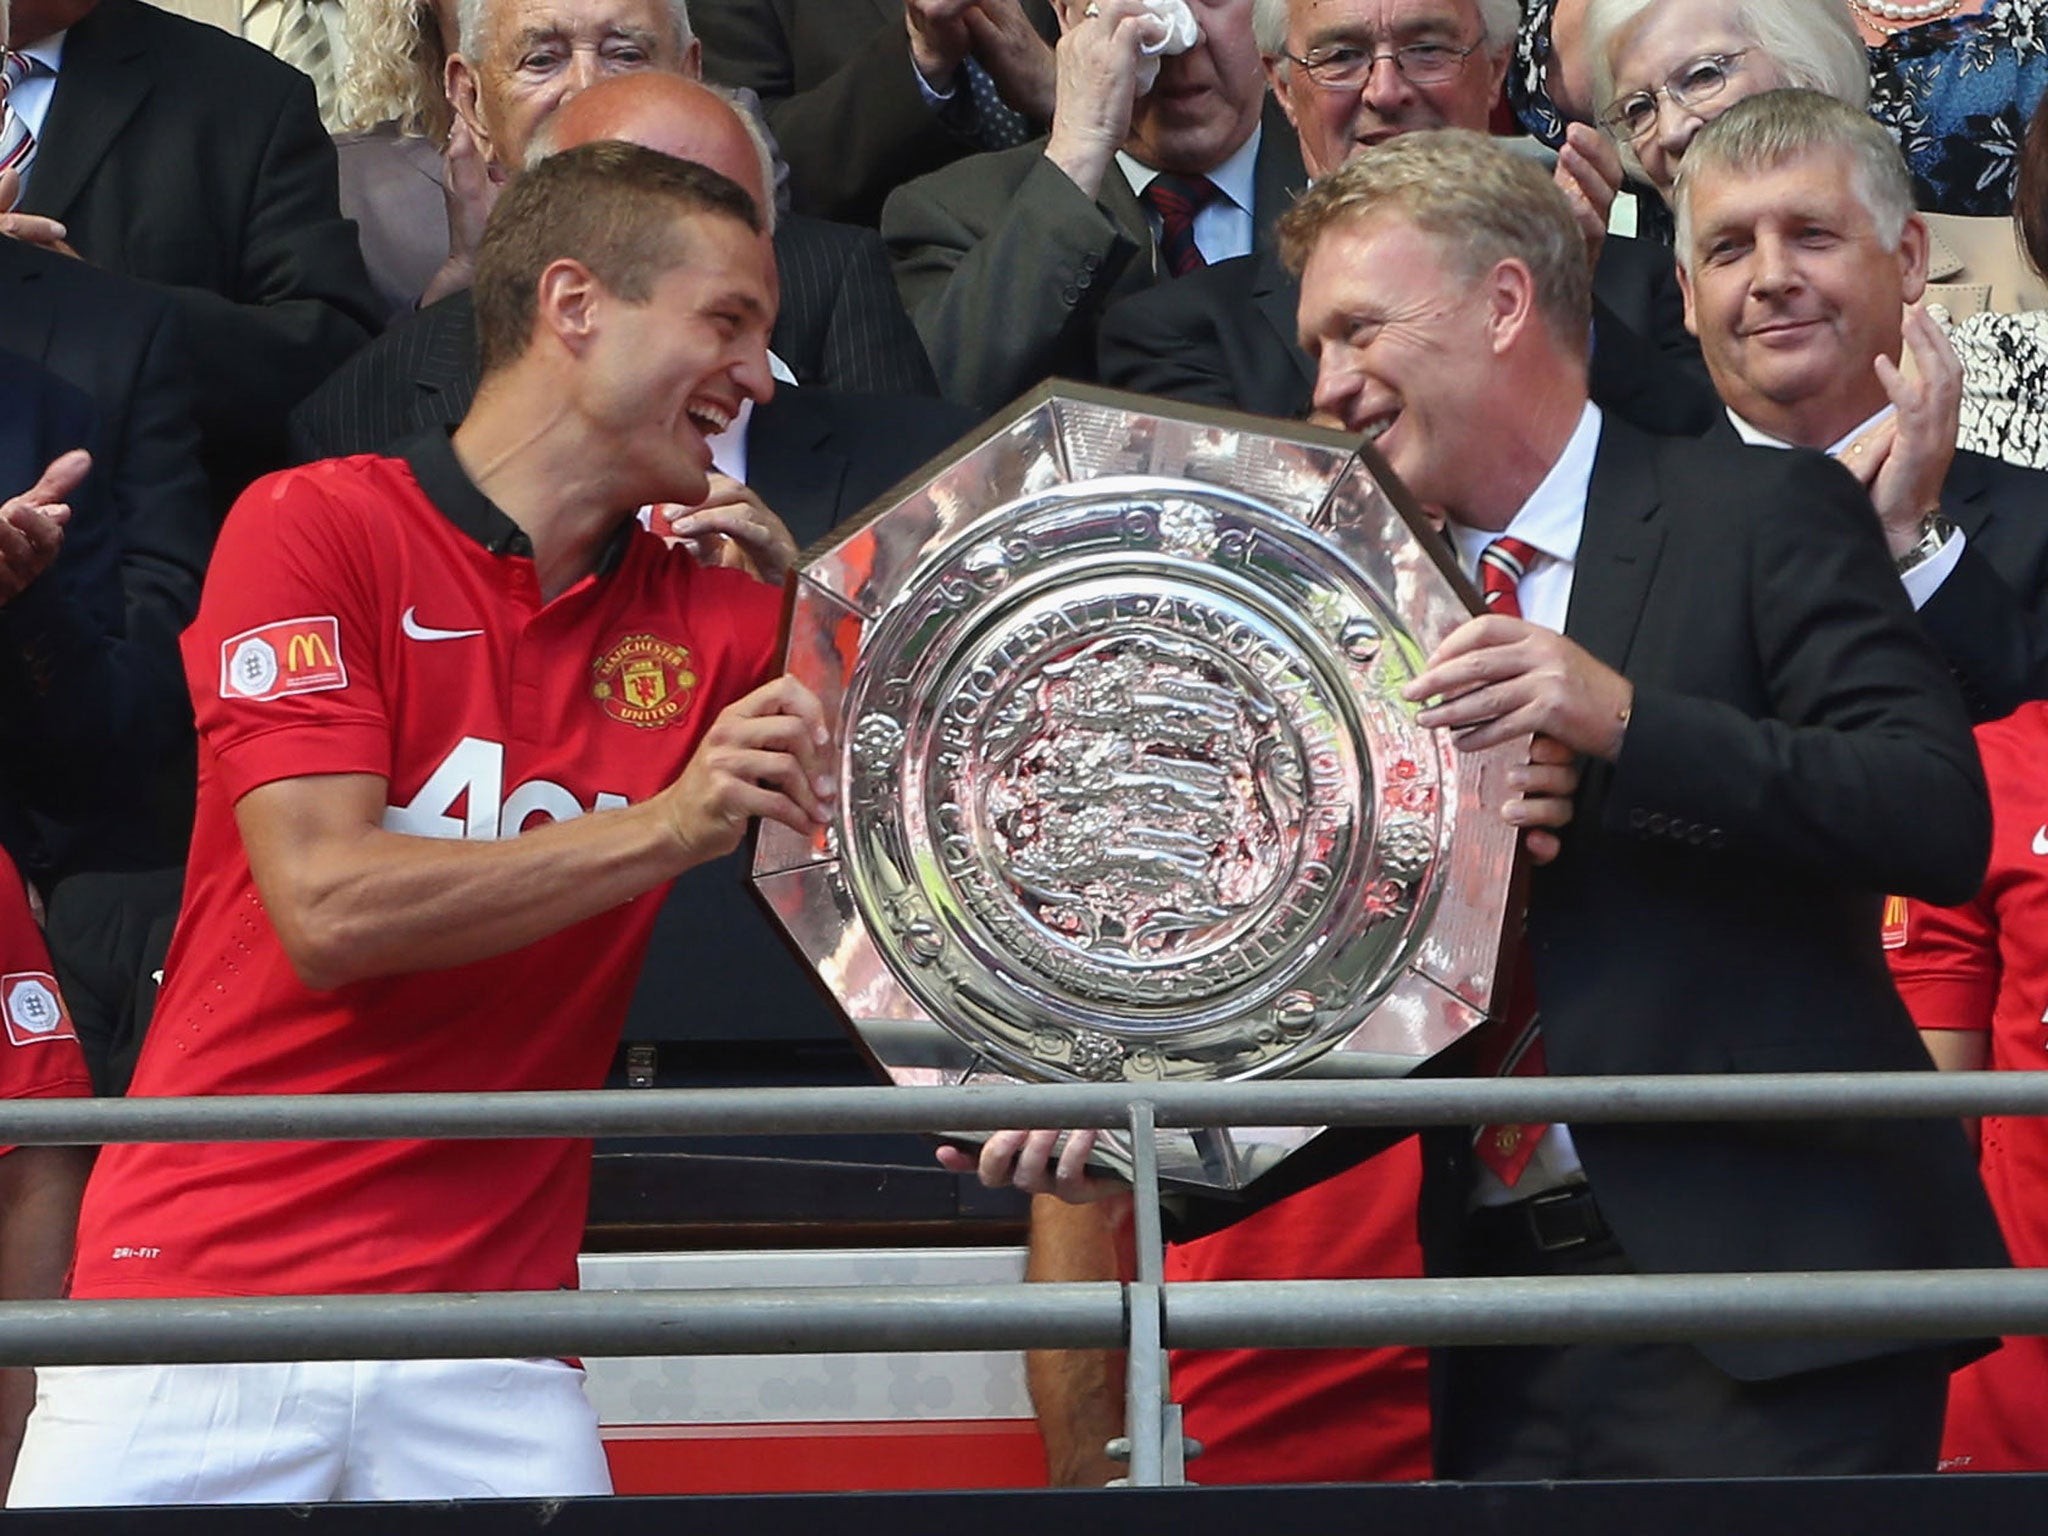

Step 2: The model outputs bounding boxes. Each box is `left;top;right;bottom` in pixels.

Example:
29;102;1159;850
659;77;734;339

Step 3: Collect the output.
6;1357;613;1505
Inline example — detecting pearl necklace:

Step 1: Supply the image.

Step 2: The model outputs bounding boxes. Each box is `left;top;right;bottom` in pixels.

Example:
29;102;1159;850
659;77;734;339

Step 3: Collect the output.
1848;0;1963;25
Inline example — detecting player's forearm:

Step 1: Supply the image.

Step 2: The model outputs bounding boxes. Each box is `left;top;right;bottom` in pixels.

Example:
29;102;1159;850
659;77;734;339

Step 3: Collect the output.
1024;1194;1135;1486
264;800;698;991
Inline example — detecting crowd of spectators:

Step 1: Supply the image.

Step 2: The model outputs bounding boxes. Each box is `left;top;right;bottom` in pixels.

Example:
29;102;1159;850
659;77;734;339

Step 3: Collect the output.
2;0;2047;1505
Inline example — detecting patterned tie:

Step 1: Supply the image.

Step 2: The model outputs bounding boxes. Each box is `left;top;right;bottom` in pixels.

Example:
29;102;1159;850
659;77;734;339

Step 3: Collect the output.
265;0;338;125
0;51;43;186
1142;172;1220;277
1476;534;1541;620
1471;533;1549;1187
962;58;1033;150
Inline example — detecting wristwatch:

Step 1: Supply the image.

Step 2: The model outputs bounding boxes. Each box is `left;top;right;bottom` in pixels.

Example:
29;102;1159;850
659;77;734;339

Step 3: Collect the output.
1894;511;1956;575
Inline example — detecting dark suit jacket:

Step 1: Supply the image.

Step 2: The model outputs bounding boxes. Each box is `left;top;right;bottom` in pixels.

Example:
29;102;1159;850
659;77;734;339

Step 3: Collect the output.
1097;233;1722;437
771;214;941;397
1894;449;2048;722
882;96;1309;413
1699;418;2048;724
19;0;381;499
0;243;213;879
1417;418;2005;1383
696;0;1059;225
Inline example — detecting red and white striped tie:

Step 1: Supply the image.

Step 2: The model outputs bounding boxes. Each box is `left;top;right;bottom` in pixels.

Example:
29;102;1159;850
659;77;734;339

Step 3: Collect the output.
1477;535;1540;620
0;51;40;184
1472;533;1548;1187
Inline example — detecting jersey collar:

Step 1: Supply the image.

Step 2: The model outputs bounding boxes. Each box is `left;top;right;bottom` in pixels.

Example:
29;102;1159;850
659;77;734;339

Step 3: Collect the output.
402;428;632;577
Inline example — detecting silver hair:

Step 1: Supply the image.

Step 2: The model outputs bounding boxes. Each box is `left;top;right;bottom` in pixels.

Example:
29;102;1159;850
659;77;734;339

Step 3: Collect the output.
1254;0;1519;67
1672;88;1913;272
457;0;695;60
1586;0;1869;126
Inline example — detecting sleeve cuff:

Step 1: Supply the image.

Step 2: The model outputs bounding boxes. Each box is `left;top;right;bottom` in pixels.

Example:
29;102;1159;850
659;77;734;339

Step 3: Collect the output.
1899;526;1967;611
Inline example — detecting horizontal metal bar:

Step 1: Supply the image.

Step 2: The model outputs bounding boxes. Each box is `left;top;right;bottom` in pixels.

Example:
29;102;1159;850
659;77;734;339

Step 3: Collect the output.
0;1286;1126;1367
0;1074;2036;1146
1168;1271;2048;1349
2;1272;2045;1367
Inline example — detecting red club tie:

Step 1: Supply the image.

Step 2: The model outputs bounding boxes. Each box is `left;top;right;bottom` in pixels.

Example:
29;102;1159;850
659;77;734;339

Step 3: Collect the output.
1471;534;1548;1186
1477;535;1540;621
1142;173;1220;277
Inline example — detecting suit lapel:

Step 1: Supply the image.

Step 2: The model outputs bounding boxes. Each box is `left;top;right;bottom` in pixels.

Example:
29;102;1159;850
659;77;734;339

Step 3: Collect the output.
1248;95;1308;254
1251;247;1312;398
745;391;847;548
410;297;481;433
1939;449;1994;541
1565;417;1668;672
20;0;152;225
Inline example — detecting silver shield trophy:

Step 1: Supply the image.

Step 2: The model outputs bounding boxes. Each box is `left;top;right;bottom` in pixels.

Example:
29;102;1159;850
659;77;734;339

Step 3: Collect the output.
754;384;1526;1193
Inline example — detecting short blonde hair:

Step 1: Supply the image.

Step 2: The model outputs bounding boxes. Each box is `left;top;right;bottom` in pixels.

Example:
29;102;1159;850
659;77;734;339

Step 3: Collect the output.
1279;130;1592;345
336;0;452;139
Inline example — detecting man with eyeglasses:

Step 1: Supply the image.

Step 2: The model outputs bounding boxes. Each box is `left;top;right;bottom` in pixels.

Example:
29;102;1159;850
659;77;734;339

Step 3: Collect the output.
1096;0;1720;438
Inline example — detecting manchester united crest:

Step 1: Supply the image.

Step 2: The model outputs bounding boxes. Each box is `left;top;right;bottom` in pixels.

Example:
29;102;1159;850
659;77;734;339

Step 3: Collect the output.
592;634;697;728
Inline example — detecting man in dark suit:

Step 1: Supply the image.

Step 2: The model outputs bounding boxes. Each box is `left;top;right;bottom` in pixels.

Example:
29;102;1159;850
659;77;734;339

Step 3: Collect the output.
972;127;2005;1479
695;0;1060;225
0;240;212;886
1095;0;1718;436
1673;91;2048;723
441;0;938;396
883;0;1307;413
0;0;380;501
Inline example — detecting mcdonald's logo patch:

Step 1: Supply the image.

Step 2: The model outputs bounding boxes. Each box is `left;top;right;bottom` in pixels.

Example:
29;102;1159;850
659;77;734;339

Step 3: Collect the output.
2;972;75;1047
1881;895;1909;950
220;617;347;702
592;633;696;728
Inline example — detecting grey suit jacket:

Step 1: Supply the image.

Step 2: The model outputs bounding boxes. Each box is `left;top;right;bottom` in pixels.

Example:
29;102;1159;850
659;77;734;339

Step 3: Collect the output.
882;95;1307;413
696;0;1059;226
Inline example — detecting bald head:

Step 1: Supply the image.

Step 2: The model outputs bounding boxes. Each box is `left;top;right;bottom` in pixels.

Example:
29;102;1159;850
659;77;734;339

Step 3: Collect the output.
535;73;773;226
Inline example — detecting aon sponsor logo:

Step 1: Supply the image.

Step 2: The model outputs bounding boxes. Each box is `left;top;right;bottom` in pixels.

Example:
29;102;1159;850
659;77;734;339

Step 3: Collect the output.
383;736;629;840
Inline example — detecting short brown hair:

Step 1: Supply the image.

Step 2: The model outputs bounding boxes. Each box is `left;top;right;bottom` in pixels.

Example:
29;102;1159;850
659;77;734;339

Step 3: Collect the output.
472;141;763;378
1278;130;1592;346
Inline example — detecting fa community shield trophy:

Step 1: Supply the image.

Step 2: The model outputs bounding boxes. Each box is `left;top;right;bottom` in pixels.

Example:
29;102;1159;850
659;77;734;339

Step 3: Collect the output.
754;384;1525;1193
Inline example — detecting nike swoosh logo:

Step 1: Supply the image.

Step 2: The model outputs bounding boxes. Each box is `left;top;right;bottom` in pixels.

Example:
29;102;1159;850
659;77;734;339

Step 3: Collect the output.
401;607;484;643
2034;826;2048;857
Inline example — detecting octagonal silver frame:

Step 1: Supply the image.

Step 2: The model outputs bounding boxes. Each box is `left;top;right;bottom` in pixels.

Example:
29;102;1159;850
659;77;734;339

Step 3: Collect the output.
754;383;1527;1193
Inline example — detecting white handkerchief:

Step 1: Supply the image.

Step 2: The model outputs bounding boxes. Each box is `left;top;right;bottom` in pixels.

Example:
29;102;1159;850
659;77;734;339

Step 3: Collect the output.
1134;0;1201;94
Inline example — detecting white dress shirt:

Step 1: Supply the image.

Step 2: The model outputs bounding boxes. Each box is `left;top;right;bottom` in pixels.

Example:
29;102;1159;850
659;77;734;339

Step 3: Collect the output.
5;33;65;190
1116;123;1260;267
1446;401;1606;1205
1726;405;1966;609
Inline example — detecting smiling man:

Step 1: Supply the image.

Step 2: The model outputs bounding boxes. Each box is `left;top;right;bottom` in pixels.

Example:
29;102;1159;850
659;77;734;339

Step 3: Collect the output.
1092;0;1719;436
974;128;2008;1481
1674;89;2048;720
6;143;833;1508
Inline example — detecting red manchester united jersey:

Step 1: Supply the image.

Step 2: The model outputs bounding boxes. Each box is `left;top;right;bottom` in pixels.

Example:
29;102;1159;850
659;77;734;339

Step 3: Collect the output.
1888;700;2048;1472
70;435;781;1301
0;846;92;1153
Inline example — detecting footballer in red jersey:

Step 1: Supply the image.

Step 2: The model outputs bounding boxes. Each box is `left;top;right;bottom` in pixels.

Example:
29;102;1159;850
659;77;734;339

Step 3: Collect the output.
0;845;91;1497
1889;699;2048;1473
10;145;833;1509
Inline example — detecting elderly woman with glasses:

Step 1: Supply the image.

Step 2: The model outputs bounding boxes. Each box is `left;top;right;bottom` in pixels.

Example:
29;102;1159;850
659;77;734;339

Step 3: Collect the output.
1585;0;2048;217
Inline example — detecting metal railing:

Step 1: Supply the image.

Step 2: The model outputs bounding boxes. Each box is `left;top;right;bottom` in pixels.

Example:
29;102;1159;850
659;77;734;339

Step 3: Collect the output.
2;1073;2041;1487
